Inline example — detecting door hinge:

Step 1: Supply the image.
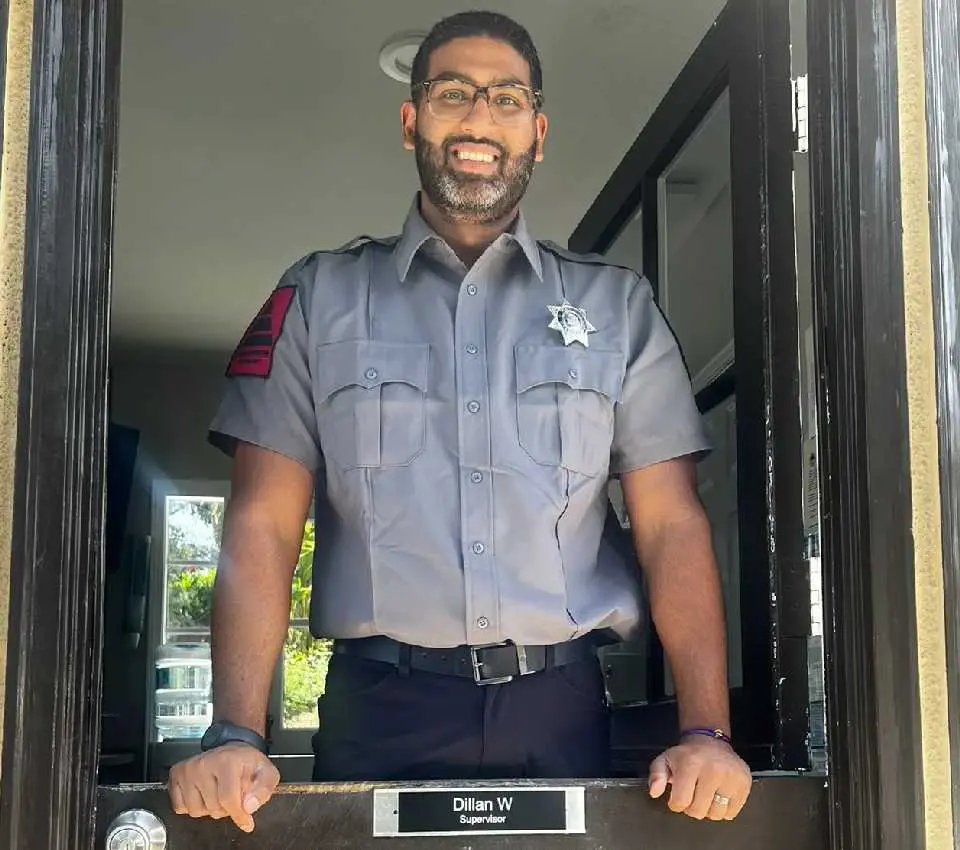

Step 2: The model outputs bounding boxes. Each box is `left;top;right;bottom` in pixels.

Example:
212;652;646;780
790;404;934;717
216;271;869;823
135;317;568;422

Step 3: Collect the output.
793;75;809;153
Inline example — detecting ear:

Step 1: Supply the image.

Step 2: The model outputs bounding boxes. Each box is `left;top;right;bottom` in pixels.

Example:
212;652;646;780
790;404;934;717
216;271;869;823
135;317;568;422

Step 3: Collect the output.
401;100;417;151
534;112;549;162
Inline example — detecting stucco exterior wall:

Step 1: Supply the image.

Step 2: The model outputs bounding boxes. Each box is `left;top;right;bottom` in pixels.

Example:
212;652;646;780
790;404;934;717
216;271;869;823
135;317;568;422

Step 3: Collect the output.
896;0;954;847
0;0;34;778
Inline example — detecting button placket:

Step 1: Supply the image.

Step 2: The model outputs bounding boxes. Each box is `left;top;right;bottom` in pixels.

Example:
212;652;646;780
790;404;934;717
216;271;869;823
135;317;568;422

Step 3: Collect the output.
455;273;499;643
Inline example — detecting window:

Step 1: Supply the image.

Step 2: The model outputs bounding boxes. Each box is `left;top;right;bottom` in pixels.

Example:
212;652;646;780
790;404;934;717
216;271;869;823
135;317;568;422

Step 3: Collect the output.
152;487;226;742
149;480;331;752
274;519;334;737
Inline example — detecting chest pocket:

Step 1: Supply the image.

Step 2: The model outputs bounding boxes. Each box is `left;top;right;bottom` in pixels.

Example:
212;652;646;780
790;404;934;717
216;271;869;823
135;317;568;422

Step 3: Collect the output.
314;340;430;470
515;344;623;476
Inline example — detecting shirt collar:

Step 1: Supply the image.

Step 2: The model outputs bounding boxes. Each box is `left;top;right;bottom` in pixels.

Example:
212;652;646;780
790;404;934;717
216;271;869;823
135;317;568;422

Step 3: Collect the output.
394;194;543;282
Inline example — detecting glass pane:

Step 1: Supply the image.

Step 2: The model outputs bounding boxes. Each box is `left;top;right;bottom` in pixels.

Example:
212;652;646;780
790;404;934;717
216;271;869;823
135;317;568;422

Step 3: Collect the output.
154;642;212;741
658;90;733;389
790;0;826;771
657;90;739;697
165;496;224;563
154;494;224;741
165;566;216;630
281;627;332;729
163;496;224;640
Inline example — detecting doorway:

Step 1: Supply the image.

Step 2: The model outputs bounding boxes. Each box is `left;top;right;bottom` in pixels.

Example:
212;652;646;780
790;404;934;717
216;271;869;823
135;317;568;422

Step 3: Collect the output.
0;0;927;847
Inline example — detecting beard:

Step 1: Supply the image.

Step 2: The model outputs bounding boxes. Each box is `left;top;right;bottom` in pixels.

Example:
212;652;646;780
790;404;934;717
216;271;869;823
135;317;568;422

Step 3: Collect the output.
414;129;537;225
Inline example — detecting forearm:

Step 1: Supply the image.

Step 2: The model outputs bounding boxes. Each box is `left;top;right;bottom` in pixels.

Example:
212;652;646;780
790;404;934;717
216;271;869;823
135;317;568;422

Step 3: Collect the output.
210;503;301;735
639;514;730;733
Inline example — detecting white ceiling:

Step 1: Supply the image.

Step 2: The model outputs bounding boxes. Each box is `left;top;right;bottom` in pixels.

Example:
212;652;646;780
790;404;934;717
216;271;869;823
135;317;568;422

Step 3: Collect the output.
111;0;726;351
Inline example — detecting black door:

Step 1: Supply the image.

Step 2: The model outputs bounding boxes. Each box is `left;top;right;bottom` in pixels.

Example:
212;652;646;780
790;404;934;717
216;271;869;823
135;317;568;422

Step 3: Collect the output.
571;0;819;776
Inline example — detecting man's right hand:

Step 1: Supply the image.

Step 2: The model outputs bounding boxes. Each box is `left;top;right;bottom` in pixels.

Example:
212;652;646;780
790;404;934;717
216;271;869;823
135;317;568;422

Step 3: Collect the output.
168;742;280;833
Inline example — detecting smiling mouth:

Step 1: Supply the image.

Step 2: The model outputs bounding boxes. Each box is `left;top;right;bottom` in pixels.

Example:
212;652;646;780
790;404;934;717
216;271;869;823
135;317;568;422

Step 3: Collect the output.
453;150;498;163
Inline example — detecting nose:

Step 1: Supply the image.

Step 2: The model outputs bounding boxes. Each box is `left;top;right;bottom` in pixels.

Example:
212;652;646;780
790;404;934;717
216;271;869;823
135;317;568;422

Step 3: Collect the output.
460;92;496;131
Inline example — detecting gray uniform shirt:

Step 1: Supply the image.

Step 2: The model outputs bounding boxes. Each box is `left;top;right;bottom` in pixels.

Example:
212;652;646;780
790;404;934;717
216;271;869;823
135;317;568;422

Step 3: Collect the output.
210;198;710;648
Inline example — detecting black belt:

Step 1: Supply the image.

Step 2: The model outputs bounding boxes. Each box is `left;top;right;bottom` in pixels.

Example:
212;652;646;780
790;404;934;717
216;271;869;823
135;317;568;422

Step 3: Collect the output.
333;634;599;685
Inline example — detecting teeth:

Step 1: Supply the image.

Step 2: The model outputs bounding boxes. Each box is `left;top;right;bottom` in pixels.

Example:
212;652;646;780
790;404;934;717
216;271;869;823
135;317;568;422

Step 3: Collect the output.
456;151;496;163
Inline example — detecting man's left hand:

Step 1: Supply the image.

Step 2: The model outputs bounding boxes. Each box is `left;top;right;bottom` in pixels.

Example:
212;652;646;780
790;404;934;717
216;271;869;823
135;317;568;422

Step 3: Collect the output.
648;737;752;820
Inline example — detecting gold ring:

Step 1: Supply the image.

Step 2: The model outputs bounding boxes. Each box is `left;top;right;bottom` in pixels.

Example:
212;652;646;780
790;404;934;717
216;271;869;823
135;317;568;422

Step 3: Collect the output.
713;793;731;807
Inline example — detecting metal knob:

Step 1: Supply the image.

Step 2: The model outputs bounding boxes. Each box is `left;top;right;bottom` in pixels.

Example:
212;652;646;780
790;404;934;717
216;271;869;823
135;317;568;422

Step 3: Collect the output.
105;809;167;850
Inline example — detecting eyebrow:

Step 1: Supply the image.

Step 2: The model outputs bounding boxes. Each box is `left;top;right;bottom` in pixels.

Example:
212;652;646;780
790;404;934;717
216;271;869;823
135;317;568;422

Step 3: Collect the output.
428;71;532;88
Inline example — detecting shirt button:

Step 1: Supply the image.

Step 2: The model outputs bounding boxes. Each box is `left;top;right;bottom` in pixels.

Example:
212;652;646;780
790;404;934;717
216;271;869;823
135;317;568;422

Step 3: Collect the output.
466;344;478;355
568;368;579;379
472;542;485;555
467;400;481;414
477;616;490;629
466;284;478;296
365;368;379;381
470;471;483;484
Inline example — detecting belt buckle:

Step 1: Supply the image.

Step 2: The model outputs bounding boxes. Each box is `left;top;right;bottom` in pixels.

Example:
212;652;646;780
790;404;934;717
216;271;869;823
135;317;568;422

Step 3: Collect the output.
470;642;530;685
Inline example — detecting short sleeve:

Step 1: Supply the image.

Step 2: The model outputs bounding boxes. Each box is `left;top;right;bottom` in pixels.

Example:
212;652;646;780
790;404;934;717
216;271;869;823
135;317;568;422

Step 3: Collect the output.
610;277;711;474
208;262;321;472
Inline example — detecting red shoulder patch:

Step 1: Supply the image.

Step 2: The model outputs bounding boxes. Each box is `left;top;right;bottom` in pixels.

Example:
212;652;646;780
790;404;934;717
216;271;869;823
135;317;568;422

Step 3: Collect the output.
226;286;297;378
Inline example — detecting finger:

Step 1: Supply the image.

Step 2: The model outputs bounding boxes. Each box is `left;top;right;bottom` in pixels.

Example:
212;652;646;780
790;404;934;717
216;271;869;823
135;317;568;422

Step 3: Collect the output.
707;794;731;822
666;764;698;813
180;782;209;819
686;773;722;820
196;775;229;820
648;754;671;799
723;779;753;821
243;761;279;816
168;780;188;816
217;765;255;833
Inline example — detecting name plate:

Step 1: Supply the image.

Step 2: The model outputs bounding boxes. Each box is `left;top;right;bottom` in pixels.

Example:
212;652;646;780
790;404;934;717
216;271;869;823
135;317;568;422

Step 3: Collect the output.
372;786;586;837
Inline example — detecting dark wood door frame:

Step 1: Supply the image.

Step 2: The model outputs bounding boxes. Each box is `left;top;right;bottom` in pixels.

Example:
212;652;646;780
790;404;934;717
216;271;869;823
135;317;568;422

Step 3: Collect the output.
0;1;121;848
809;0;932;847
0;1;948;849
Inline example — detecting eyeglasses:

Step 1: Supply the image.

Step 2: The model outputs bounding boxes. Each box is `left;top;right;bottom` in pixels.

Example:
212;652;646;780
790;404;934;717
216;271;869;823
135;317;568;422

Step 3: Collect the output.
418;78;543;126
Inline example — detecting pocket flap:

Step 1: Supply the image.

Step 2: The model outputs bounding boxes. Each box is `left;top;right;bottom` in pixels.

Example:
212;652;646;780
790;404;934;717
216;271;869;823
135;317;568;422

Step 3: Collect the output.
515;344;623;402
315;340;430;403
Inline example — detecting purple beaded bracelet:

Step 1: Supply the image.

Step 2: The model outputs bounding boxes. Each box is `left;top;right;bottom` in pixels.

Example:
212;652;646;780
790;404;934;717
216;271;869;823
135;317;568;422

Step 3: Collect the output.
680;727;732;744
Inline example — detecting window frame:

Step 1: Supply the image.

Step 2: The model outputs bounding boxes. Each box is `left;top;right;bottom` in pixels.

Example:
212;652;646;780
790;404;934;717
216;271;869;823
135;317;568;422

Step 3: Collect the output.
146;478;322;761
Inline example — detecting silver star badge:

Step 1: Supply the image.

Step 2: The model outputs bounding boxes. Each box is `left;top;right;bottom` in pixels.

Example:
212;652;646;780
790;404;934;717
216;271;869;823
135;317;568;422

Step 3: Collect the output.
547;299;596;347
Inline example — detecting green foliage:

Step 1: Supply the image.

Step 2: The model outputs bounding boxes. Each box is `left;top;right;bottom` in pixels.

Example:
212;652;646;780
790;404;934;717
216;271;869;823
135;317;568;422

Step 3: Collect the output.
165;518;330;724
284;521;330;723
290;521;314;620
167;567;215;627
282;631;332;723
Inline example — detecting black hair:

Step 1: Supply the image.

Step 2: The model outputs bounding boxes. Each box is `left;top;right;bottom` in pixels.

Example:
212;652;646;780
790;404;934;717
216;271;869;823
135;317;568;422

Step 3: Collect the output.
409;11;543;101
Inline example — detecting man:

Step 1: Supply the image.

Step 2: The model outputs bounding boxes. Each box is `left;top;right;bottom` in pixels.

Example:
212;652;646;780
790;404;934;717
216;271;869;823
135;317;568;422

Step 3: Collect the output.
168;10;752;835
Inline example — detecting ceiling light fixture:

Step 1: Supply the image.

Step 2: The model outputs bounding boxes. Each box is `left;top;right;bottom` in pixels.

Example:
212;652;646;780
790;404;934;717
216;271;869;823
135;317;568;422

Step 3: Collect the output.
378;32;427;83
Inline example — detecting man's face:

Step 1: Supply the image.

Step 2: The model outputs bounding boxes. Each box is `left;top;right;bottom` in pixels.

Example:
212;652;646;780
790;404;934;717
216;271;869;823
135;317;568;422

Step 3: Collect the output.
401;36;549;224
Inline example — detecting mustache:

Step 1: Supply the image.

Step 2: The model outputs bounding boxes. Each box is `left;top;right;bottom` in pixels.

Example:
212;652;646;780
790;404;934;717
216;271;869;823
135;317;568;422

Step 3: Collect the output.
442;135;507;158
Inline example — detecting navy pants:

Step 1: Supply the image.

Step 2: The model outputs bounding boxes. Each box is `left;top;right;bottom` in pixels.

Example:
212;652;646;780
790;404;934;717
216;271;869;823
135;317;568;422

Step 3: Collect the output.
311;652;611;781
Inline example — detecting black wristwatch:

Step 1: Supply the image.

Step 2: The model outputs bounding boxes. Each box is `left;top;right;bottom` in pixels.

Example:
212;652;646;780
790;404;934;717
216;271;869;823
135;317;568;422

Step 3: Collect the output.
200;721;269;755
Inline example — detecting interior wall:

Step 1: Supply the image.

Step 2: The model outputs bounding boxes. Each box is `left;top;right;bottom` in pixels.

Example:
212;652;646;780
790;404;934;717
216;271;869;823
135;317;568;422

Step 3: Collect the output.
110;346;233;513
101;347;232;768
0;0;34;779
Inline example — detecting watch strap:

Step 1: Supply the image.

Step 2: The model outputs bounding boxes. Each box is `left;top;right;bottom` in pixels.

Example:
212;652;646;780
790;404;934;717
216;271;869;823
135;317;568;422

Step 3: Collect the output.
201;721;269;755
